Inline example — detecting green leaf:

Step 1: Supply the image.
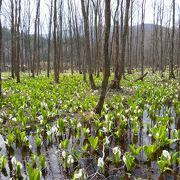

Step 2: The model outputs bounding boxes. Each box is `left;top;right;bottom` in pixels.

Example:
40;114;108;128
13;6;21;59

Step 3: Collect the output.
129;144;141;156
88;136;99;150
123;152;135;172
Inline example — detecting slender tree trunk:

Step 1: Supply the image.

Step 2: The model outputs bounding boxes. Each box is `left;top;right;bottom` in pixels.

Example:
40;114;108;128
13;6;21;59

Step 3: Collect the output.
92;0;100;76
15;0;21;83
53;0;59;83
32;0;40;77
114;20;120;82
140;0;146;77
160;0;164;77
119;0;130;85
36;9;40;76
135;6;139;69
169;0;175;79
68;0;74;74
128;0;133;74
47;0;53;77
58;0;63;73
110;0;123;90
0;0;2;96
178;15;180;78
73;7;81;74
81;0;96;89
20;30;24;72
95;0;111;115
11;0;15;78
97;6;103;77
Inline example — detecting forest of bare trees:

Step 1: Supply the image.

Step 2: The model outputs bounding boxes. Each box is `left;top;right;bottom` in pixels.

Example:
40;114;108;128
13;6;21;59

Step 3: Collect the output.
0;0;180;109
0;1;180;179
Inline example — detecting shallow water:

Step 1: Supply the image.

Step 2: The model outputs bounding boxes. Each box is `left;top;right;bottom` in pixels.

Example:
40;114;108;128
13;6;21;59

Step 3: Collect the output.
0;106;179;179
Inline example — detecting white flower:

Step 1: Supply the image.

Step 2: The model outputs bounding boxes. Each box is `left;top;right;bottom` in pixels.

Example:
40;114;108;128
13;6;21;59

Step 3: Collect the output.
67;155;74;164
29;144;32;149
62;150;66;159
104;136;110;145
102;127;107;133
134;116;138;121
113;147;121;156
47;130;51;136
24;136;28;142
40;119;44;125
55;150;60;154
16;161;23;170
155;132;159;139
86;128;90;134
162;150;171;162
97;157;104;168
11;156;16;165
37;115;43;121
43;102;48;108
77;122;82;128
0;118;3;123
12;117;17;122
47;126;57;136
74;168;85;179
51;126;57;133
105;114;108;121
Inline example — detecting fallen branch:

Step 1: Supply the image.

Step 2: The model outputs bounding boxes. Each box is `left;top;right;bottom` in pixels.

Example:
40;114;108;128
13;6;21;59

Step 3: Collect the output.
134;72;148;82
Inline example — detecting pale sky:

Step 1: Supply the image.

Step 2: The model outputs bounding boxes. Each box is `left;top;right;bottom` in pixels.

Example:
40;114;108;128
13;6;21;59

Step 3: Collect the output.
1;0;180;34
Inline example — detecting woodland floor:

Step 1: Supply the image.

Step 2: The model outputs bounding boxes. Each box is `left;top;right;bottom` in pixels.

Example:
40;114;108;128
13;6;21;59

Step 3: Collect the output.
0;70;179;180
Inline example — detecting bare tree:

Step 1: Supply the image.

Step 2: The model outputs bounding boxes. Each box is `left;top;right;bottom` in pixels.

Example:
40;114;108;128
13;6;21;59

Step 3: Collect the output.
57;0;63;73
10;0;15;78
91;0;101;76
140;0;146;77
151;0;156;73
73;0;82;74
15;0;21;83
127;0;134;74
169;0;175;79
68;0;74;74
81;0;96;89
47;0;53;78
53;0;59;83
159;0;164;76
32;0;40;78
95;0;111;114
0;0;2;96
36;3;40;76
135;1;140;69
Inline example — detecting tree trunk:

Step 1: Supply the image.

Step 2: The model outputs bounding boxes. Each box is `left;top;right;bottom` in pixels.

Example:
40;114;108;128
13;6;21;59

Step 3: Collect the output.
32;0;40;78
36;9;40;76
169;0;175;79
53;0;59;83
160;0;164;77
47;0;53;77
11;0;15;79
15;0;21;83
140;0;146;77
128;0;133;74
95;0;111;115
74;7;81;74
118;0;130;86
0;0;2;96
81;0;96;89
68;0;74;75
